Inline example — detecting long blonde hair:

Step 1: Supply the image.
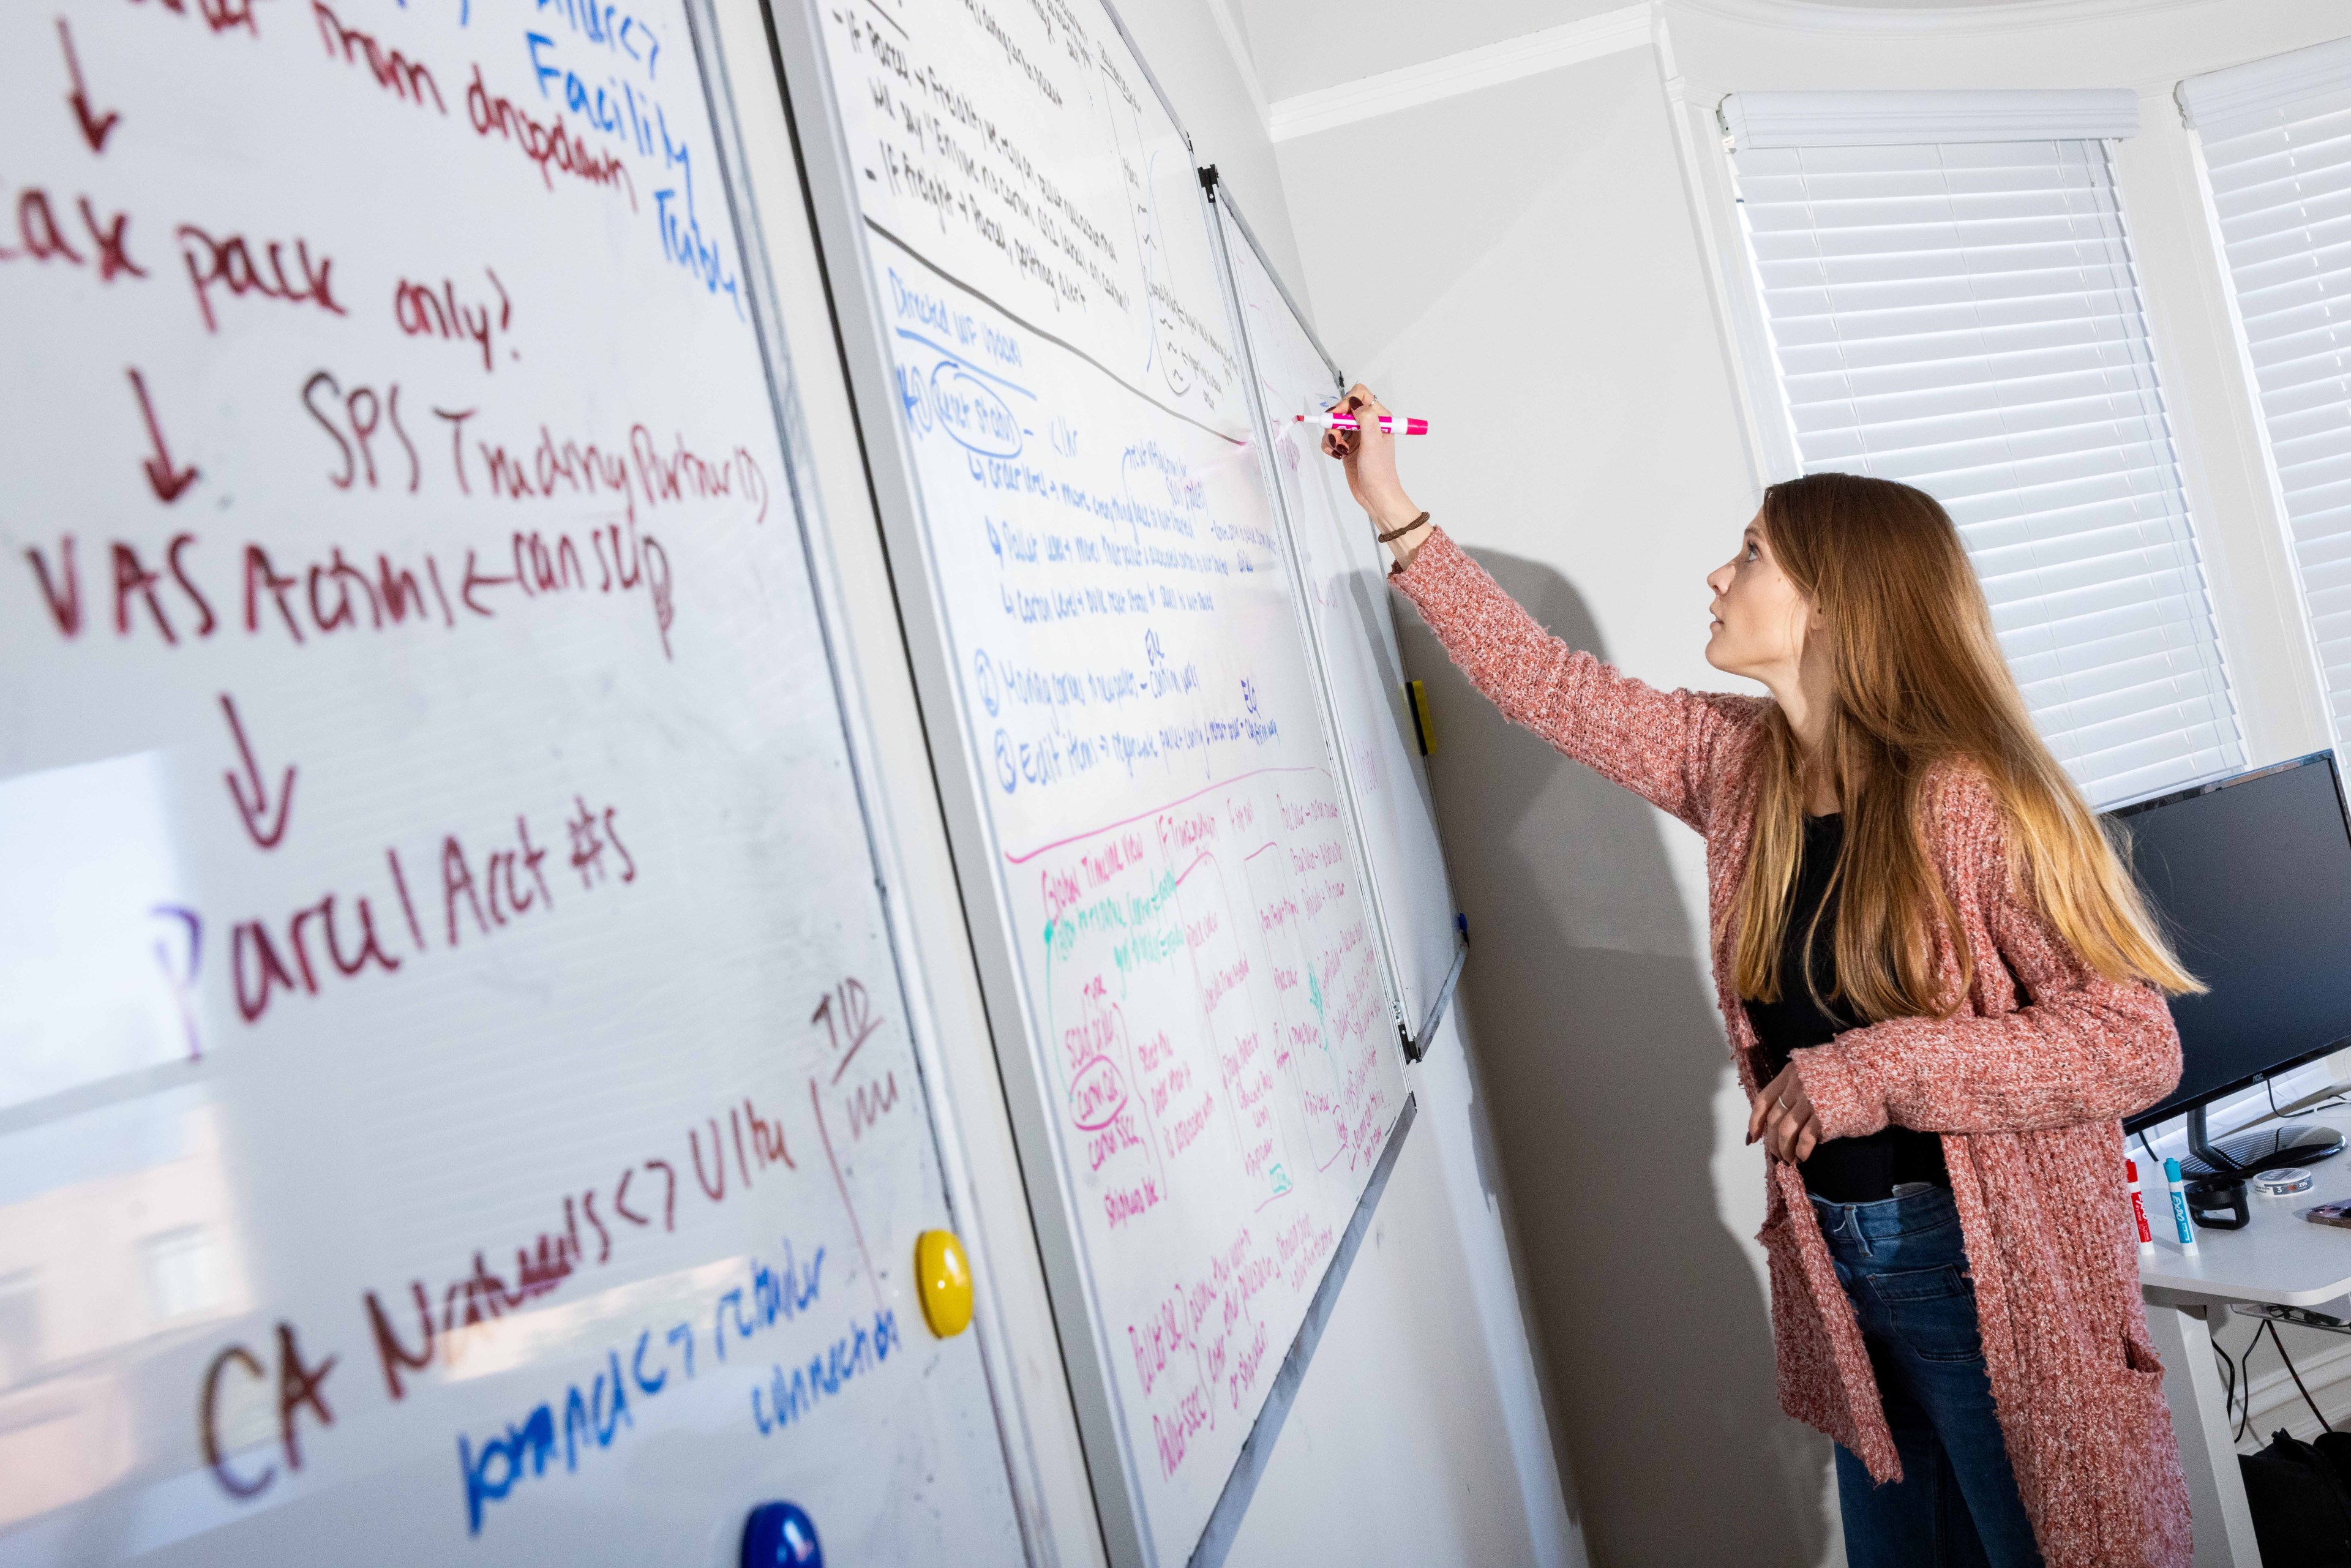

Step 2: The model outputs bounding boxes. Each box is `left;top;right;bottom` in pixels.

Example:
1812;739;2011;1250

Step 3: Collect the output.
1731;472;2202;1019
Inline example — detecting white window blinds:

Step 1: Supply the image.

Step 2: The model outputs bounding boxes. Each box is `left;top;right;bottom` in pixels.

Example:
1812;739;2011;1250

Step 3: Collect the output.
1725;94;2244;806
2183;42;2351;738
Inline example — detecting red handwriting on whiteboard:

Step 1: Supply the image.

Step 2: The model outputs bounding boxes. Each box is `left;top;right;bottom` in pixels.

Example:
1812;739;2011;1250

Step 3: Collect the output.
57;20;121;152
29;536;124;640
2;185;146;280
206;795;636;1026
198;1322;336;1499
394;269;512;371
128;369;200;503
1128;1207;1336;1479
218;693;296;850
565;795;636;888
843;1072;899;1139
130;0;262;37
466;65;636;207
434;408;771;528
176;223;347;333
809;978;901;1142
312;0;446;111
361;1090;800;1401
304;371;420;492
22;527;678;656
811;978;882;1082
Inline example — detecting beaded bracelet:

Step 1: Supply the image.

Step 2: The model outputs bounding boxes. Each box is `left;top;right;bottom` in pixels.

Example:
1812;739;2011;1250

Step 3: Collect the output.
1376;511;1430;544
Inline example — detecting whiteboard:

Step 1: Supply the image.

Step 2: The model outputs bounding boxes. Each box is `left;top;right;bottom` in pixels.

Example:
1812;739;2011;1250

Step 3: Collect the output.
0;2;1028;1563
1205;188;1467;1053
775;1;1412;1561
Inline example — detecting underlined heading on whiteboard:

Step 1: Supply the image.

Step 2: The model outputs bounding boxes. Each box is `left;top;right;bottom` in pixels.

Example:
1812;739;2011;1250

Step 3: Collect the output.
868;218;1246;448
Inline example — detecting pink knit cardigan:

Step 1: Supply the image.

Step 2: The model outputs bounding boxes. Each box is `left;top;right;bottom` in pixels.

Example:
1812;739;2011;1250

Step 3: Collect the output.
1393;529;2193;1568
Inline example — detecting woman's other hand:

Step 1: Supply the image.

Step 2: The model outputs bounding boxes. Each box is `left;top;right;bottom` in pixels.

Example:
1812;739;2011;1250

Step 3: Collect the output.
1748;1063;1823;1164
1322;383;1429;566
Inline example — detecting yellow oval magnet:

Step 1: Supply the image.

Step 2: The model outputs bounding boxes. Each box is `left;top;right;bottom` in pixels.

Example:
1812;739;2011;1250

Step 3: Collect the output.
915;1229;973;1338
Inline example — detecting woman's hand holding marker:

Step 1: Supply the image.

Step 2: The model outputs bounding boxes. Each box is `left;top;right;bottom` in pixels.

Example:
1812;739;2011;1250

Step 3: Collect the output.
1322;383;1433;569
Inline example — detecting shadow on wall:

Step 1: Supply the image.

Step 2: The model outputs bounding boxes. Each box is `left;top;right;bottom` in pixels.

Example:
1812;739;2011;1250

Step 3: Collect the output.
1398;548;1834;1568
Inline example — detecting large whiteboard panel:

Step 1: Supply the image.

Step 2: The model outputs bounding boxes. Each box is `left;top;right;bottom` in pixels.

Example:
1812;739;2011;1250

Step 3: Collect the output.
791;2;1409;1561
1208;192;1466;1051
0;2;1025;1563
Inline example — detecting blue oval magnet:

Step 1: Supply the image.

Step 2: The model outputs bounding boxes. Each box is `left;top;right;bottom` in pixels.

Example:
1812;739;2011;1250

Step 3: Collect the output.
742;1501;822;1568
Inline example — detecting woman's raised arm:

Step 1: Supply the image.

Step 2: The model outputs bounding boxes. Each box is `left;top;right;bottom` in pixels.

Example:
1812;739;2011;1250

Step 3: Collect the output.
1392;531;1753;834
1325;384;1755;835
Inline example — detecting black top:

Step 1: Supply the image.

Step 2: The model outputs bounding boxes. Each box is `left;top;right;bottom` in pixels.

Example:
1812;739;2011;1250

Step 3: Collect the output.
1742;814;1949;1204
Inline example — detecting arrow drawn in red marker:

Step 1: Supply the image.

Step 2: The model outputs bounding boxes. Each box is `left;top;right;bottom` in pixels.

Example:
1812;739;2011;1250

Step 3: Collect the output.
127;369;198;503
58;20;119;154
220;693;297;850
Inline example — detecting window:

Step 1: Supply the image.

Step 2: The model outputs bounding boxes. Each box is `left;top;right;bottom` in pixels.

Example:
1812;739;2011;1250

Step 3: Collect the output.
2183;40;2351;740
1723;91;2244;806
139;1226;225;1323
0;1271;39;1384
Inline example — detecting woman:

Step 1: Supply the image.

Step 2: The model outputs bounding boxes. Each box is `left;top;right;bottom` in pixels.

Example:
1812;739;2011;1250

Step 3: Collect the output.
1325;387;2198;1567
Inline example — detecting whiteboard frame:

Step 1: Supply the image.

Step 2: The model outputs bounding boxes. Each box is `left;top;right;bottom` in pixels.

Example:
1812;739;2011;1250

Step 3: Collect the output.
1200;173;1468;1060
756;3;1146;1562
1206;179;1344;390
757;2;1413;1561
1197;171;1410;1054
683;1;1050;1556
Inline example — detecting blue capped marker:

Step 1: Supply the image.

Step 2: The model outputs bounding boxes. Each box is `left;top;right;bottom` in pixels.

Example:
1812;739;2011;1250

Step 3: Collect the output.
2164;1157;2199;1252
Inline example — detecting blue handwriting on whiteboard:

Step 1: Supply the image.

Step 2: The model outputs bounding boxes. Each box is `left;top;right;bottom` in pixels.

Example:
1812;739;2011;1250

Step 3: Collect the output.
749;1310;901;1435
534;0;661;79
929;361;1024;457
527;32;658;158
454;1237;833;1535
887;269;1024;367
714;1239;825;1360
651;107;743;313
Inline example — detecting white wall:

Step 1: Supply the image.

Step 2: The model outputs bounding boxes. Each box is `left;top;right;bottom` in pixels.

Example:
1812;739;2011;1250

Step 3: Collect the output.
1262;1;2351;1563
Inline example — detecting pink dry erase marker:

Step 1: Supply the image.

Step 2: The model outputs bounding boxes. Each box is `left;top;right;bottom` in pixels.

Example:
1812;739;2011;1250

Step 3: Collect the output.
2126;1159;2155;1255
1297;412;1429;435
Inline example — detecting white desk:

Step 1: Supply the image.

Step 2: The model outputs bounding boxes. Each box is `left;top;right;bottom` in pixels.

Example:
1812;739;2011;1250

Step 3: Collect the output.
2139;1108;2351;1567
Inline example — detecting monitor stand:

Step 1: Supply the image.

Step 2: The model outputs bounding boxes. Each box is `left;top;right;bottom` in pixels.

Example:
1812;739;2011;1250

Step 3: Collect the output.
2181;1102;2347;1179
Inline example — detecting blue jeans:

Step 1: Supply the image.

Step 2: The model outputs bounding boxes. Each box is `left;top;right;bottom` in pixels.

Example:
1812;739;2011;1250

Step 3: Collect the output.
1812;1184;2044;1568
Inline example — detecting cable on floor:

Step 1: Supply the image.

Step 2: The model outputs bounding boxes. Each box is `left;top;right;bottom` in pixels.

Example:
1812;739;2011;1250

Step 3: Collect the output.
2214;1335;2238;1436
2228;1321;2257;1443
2238;1326;2255;1444
2267;1318;2334;1434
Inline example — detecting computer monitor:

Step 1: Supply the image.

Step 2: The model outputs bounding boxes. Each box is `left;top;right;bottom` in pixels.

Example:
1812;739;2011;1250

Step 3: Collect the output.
2109;751;2351;1176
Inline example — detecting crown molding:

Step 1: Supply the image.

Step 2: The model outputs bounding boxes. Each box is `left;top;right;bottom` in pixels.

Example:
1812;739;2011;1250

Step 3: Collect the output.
1204;0;1273;129
1264;4;1655;143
